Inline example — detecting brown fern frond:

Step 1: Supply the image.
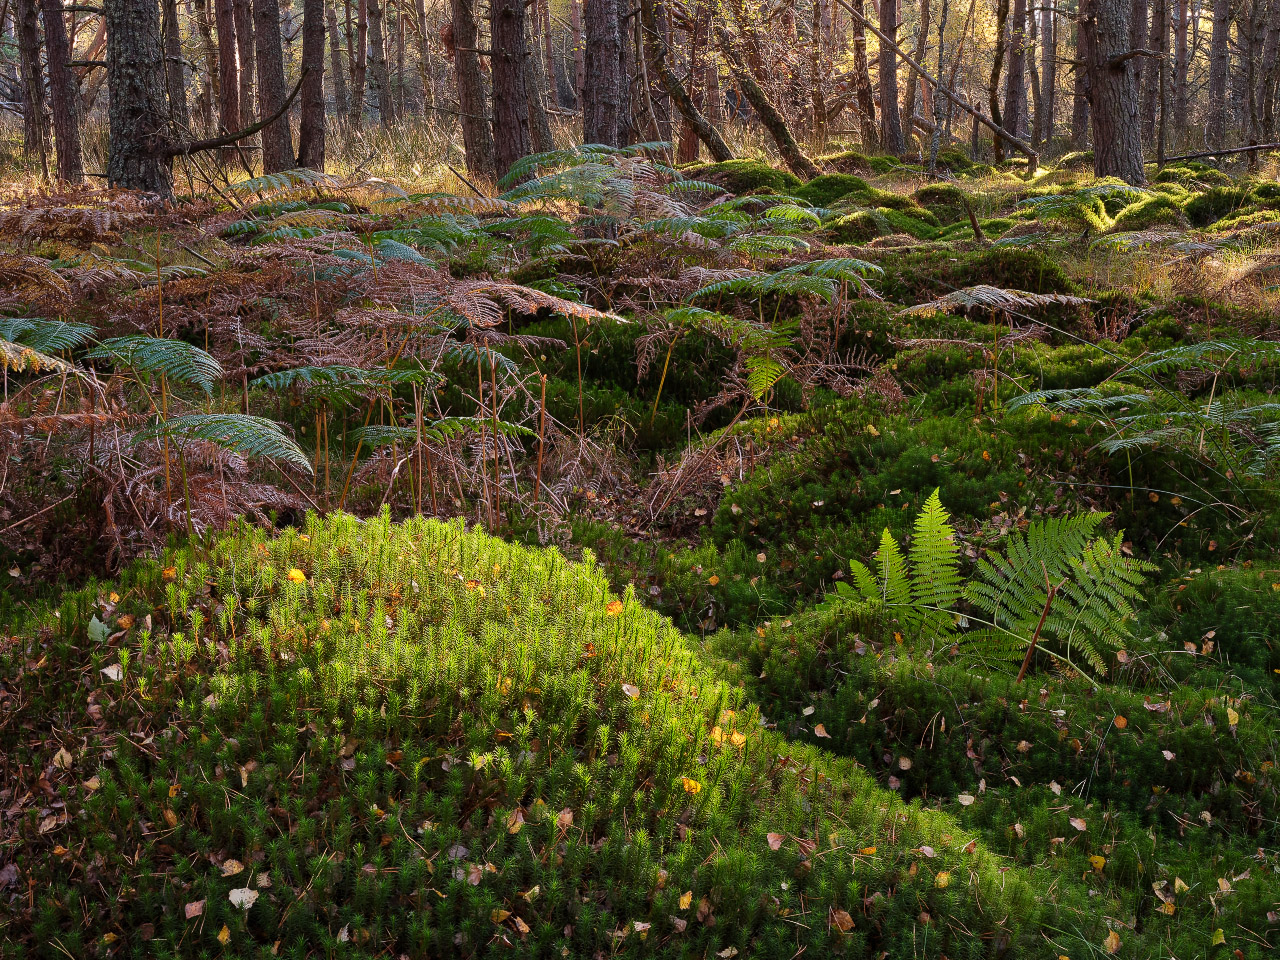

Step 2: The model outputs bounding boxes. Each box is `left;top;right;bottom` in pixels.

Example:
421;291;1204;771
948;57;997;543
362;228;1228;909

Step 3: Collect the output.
899;284;1093;318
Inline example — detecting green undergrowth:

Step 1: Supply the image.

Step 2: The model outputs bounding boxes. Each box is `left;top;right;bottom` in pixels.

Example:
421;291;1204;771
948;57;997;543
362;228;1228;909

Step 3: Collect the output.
3;512;1057;958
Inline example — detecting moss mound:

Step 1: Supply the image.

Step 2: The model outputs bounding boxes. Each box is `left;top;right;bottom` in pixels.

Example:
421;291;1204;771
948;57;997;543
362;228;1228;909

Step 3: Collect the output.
793;173;872;206
880;246;1078;302
826;210;884;244
3;512;1048;958
911;183;969;224
682;159;804;196
1110;194;1188;232
1154;161;1234;188
1184;185;1255;226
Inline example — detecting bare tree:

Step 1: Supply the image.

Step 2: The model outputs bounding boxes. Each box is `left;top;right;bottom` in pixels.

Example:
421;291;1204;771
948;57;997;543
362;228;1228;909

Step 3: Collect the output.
1207;0;1230;146
162;0;191;131
491;0;533;173
368;0;393;123
14;0;49;171
1003;0;1027;141
298;0;327;168
214;0;241;158
327;2;350;118
583;0;622;144
849;0;878;148
878;0;904;151
450;0;497;176
41;0;82;182
349;0;368;126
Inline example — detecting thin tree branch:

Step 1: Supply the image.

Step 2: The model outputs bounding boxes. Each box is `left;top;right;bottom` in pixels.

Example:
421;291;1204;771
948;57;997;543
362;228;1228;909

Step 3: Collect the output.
162;69;309;158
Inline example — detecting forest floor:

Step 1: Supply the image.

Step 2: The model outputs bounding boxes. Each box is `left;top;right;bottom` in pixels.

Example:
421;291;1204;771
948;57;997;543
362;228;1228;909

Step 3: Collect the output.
2;144;1280;958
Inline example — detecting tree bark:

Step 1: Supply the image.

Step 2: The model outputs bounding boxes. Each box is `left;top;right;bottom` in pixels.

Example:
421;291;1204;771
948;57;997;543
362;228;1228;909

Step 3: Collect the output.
849;0;878;148
1172;0;1188;140
526;21;555;151
642;0;732;161
451;0;496;176
878;0;904;152
539;0;557;106
1003;0;1027;142
989;0;1009;158
1141;0;1166;138
254;0;295;171
1129;0;1147;114
902;0;931;148
327;3;350;118
349;0;368;125
415;0;431;105
234;0;256;128
583;0;622;144
716;25;820;178
15;0;50;170
367;0;393;123
570;0;584;106
105;0;173;193
1207;0;1230;147
490;0;533;174
192;0;219;131
162;0;191;131
41;0;83;182
1038;0;1056;144
1071;0;1092;147
298;0;326;168
1083;0;1145;183
214;0;241;154
811;0;827;147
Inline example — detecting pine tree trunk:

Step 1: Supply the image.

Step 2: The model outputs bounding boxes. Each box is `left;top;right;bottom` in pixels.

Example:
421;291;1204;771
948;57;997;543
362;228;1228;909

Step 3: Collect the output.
1260;4;1280;141
1071;0;1092;147
1207;0;1230;146
349;0;368;126
850;0;878;148
1141;0;1165;138
15;0;49;170
1173;0;1188;141
1130;0;1147;111
676;0;709;163
539;0;557;106
162;0;191;131
526;23;555;152
902;0;930;144
1003;0;1027;143
254;0;295;171
415;0;431;105
41;0;83;182
234;0;256;128
571;0;585;106
811;0;827;147
298;0;326;167
367;0;392;123
450;0;496;176
618;0;634;144
878;0;904;152
1042;1;1057;143
192;0;219;131
105;0;173;194
214;0;240;147
327;3;350;117
490;0;533;174
642;0;733;161
583;0;622;144
1028;1;1042;144
1084;0;1145;183
989;0;1009;159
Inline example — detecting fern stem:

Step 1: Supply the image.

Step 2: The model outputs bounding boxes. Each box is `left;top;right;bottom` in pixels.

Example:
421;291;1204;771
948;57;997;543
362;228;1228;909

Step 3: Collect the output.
489;348;501;532
534;374;546;506
649;330;680;427
1015;574;1063;684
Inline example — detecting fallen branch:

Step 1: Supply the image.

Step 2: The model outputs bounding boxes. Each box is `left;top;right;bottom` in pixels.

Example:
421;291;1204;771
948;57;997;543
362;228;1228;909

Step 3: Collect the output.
1160;141;1280;163
162;70;308;158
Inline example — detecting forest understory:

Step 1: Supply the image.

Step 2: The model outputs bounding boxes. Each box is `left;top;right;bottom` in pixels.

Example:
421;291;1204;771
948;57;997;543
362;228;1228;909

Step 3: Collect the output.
3;143;1280;958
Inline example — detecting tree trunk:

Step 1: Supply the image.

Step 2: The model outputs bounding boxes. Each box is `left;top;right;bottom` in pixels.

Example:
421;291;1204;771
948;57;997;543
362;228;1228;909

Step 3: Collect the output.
254;0;295;171
1028;0;1042;144
234;0;256;128
878;0;904;152
570;0;584;106
1129;0;1147;113
617;0;635;144
1173;0;1188;141
367;0;392;123
1071;0;1092;147
990;0;1009;158
15;0;49;170
1141;0;1166;138
327;3;350;117
105;0;173;194
716;25;819;177
1083;0;1145;183
1036;0;1057;143
539;0;557;106
192;0;219;131
490;0;533;174
642;0;733;161
298;0;326;167
1207;0;1230;146
1004;0;1027;142
901;0;930;148
162;0;191;131
415;0;431;105
583;0;622;144
849;0;878;147
214;0;241;155
526;22;555;151
349;0;368;125
451;0;496;176
926;0;950;169
811;0;827;147
41;0;83;182
1260;4;1280;141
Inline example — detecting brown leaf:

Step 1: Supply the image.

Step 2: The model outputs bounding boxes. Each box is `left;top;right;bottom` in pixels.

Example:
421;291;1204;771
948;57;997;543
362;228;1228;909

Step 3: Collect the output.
829;907;855;932
766;832;784;851
184;900;205;920
1103;929;1121;954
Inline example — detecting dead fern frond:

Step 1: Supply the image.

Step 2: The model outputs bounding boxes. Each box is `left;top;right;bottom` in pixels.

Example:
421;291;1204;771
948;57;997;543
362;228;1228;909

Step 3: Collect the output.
899;284;1093;318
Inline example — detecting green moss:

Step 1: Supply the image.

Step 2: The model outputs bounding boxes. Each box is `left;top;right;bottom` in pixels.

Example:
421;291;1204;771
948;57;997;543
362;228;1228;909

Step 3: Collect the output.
1154;161;1234;187
682;159;804;196
826;210;883;244
1110;194;1187;232
875;206;939;240
879;246;1078;302
813;149;875;173
1210;208;1280;231
793;173;872;206
1184;185;1254;226
911;183;969;224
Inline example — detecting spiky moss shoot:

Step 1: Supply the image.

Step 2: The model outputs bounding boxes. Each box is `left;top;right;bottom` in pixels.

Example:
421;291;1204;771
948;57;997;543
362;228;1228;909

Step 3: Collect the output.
681;159;804;196
910;183;970;225
814;149;877;173
1110;195;1188;232
1183;185;1257;226
875;208;939;240
1153;160;1234;188
1210;208;1280;231
790;173;871;207
5;511;1044;958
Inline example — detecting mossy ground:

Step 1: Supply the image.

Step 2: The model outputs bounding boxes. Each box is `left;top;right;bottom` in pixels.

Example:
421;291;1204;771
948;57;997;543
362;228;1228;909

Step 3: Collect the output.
6;147;1280;959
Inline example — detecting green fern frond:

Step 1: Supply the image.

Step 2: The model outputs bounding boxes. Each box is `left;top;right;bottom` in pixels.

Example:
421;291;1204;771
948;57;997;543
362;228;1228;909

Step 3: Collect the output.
88;336;223;393
137;414;312;472
0;317;94;352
